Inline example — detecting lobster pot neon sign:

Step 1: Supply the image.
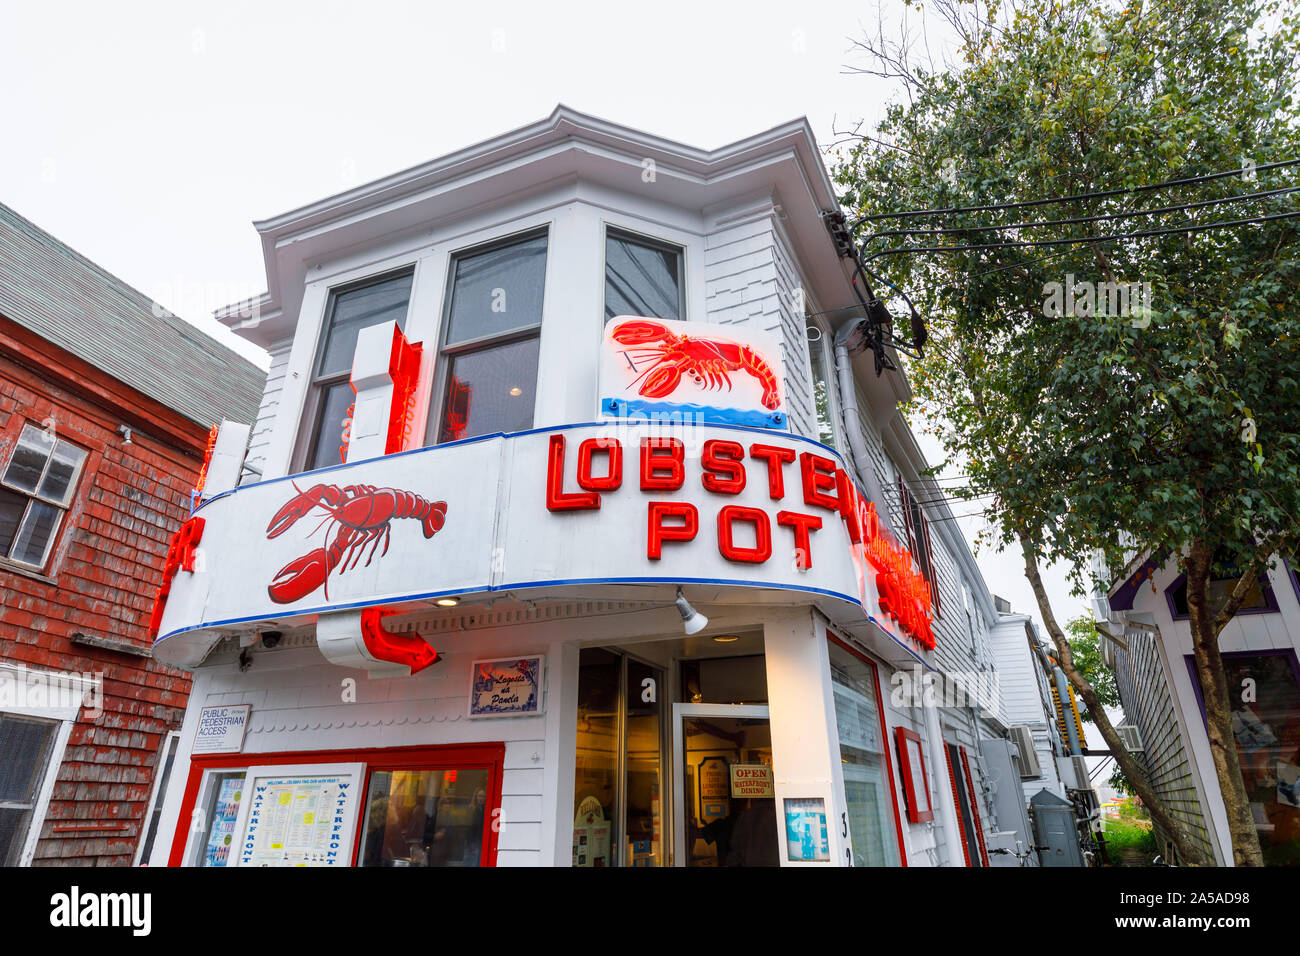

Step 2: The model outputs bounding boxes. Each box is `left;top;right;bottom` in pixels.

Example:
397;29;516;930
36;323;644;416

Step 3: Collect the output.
599;316;787;430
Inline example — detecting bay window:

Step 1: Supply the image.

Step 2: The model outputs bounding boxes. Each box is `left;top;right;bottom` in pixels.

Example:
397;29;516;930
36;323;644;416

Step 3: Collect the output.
604;227;683;322
301;269;414;472
431;231;547;444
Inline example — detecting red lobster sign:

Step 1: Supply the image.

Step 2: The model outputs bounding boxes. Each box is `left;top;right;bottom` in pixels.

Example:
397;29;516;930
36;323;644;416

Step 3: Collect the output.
266;482;447;603
611;319;780;409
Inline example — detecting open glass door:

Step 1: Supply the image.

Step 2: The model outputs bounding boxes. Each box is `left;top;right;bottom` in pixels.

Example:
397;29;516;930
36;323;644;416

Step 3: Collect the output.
672;703;779;867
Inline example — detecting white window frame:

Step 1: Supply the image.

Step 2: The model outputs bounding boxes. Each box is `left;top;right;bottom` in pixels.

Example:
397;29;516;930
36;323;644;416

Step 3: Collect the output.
0;422;89;573
0;661;92;866
803;311;844;450
133;730;182;866
601;223;687;324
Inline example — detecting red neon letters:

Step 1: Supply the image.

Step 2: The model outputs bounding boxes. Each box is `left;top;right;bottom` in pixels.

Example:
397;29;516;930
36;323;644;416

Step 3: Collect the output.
542;430;934;650
148;515;205;637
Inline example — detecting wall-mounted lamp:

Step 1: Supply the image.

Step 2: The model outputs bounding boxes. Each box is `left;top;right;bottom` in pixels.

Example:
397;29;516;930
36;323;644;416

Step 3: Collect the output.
118;424;133;445
675;587;708;635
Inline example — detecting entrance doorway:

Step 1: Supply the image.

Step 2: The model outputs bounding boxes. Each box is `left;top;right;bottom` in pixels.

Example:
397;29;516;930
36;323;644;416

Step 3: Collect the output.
672;704;779;867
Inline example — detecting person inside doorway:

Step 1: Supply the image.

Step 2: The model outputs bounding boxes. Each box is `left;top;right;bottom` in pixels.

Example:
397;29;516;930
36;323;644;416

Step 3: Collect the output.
701;797;778;866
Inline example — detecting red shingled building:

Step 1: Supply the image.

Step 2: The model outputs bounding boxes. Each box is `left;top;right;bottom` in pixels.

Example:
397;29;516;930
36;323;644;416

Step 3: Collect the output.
0;202;264;865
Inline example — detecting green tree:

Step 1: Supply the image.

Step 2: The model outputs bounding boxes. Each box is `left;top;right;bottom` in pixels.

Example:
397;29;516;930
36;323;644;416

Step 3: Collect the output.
834;0;1300;865
1065;615;1117;720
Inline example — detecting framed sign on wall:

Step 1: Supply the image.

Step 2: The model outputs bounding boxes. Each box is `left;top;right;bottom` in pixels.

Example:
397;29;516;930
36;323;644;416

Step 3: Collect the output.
469;656;545;718
228;763;366;867
895;727;934;824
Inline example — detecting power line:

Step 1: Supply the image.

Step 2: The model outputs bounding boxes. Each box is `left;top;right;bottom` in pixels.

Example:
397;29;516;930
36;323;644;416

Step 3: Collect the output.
865;208;1300;262
857;158;1300;222
865;184;1300;241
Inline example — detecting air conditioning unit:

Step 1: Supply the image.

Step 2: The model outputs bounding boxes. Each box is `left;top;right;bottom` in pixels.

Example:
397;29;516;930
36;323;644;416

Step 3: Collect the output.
1008;725;1041;778
1116;724;1145;753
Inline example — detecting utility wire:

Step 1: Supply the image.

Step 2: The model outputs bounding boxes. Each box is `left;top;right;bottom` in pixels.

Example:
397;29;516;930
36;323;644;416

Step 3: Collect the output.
856;158;1300;222
865;184;1300;241
864;208;1300;262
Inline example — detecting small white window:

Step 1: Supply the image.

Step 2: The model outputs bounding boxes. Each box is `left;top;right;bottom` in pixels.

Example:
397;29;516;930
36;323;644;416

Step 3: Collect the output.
0;423;87;571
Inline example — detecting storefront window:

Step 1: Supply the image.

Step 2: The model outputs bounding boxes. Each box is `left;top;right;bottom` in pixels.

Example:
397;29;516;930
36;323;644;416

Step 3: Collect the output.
828;642;902;866
573;648;664;866
1187;651;1300;866
358;768;490;867
680;655;767;705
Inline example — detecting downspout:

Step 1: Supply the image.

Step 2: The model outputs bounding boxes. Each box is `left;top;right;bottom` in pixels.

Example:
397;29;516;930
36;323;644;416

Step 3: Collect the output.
833;321;893;534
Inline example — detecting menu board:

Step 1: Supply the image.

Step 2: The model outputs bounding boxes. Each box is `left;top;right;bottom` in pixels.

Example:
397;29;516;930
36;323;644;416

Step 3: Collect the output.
232;764;364;867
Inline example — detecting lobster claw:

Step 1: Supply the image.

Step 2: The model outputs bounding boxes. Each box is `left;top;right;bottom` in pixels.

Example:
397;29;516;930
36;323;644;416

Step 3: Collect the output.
266;483;340;538
268;548;330;604
610;319;671;345
640;364;684;399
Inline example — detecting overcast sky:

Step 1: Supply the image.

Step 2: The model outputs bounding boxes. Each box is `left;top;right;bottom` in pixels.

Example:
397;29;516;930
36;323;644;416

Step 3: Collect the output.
0;0;1090;633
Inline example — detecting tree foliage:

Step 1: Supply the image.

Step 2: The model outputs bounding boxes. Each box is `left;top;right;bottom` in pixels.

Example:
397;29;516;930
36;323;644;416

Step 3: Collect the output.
834;0;1300;864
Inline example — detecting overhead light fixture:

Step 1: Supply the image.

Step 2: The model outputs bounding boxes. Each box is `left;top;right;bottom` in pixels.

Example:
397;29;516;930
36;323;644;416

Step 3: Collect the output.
509;386;523;396
436;597;460;607
712;635;740;644
674;587;708;635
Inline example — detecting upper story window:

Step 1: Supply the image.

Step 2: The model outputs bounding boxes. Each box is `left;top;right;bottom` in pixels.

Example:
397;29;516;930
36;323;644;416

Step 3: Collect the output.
302;270;414;472
806;319;837;449
604;227;683;322
432;230;547;444
0;423;87;571
1166;547;1277;619
898;478;942;616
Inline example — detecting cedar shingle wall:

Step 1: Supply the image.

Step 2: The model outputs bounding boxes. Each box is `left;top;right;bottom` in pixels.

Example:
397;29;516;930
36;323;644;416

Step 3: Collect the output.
0;351;196;866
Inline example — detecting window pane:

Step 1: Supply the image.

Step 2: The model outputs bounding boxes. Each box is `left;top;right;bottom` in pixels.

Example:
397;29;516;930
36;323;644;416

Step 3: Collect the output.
38;442;86;504
573;648;620;867
4;427;51;493
445;235;548;345
807;328;836;448
605;232;681;322
625;659;663;866
358;768;489;867
317;272;413;378
306;381;357;472
10;501;60;567
199;772;246;868
830;650;900;867
0;488;25;554
0;715;57;803
438;336;539;443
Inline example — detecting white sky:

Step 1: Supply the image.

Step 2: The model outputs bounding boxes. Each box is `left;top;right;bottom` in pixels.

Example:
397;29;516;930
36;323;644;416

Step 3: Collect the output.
0;0;1090;633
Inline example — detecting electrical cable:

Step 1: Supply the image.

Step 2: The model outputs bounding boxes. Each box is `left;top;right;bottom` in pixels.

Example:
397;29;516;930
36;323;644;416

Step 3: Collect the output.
864;208;1300;262
865;184;1300;241
856;158;1300;222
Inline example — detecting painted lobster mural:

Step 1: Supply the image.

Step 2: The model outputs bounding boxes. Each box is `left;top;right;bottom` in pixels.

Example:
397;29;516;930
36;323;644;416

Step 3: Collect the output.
265;482;447;604
610;319;781;410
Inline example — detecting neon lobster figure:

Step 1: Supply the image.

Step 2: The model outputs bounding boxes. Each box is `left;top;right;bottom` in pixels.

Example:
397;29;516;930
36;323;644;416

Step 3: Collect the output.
266;482;447;604
611;319;781;410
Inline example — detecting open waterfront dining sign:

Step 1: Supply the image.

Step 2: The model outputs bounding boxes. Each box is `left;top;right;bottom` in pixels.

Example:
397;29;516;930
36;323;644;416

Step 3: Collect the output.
152;421;933;670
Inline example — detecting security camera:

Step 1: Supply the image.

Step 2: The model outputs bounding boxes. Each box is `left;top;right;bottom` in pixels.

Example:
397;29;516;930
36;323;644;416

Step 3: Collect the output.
260;630;283;649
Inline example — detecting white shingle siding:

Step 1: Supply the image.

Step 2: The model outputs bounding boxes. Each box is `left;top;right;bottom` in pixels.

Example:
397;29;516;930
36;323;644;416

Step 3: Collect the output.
701;205;816;439
242;340;292;481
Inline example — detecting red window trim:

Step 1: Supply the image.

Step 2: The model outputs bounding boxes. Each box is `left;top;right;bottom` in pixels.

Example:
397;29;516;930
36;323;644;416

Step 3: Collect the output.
167;742;505;868
958;746;990;866
826;631;908;866
942;743;972;866
894;726;935;825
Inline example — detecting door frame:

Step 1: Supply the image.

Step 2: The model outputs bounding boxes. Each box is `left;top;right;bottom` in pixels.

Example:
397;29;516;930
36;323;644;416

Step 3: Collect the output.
671;702;771;867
